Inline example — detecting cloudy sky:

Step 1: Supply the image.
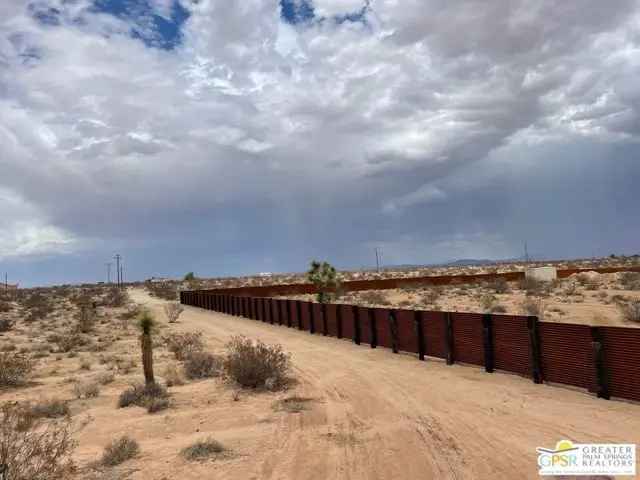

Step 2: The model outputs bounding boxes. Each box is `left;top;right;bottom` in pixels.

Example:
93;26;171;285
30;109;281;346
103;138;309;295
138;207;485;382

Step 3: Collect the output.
1;0;640;286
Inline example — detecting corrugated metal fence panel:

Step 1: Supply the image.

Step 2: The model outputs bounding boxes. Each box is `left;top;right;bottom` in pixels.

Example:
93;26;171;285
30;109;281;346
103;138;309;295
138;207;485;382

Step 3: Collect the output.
325;304;339;337
539;322;595;390
357;306;373;345
492;315;531;377
601;327;640;402
341;305;355;340
374;308;393;348
312;303;323;333
299;301;312;331
396;309;419;354
452;312;484;366
423;311;446;359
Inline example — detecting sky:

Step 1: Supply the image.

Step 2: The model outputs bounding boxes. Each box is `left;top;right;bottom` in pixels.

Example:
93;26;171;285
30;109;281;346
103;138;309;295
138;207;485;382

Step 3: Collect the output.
1;0;640;286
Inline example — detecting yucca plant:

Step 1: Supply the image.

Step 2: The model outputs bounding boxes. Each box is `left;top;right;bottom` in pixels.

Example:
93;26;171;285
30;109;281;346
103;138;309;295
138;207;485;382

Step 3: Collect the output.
138;311;156;385
306;260;342;304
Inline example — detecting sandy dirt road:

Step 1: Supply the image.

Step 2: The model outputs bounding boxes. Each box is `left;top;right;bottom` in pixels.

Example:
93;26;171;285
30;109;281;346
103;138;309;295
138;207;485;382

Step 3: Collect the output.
125;289;640;479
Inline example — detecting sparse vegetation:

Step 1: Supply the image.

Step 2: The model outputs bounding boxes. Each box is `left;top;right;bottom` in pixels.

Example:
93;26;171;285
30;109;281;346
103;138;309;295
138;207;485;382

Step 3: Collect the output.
163;363;185;387
0;402;76;479
164;302;184;323
521;298;545;319
0;317;14;332
359;290;391;306
619;272;640;290
307;260;342;304
480;294;497;312
489;278;510;294
273;396;313;413
184;351;221;379
164;331;205;360
73;380;100;399
118;382;168;410
181;438;227;462
224;336;290;389
28;398;70;419
0;352;34;387
620;300;640;323
101;435;139;466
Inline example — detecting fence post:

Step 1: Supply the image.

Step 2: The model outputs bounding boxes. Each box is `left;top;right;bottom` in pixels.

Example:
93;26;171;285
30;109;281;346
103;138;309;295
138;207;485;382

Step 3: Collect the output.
415;310;425;361
482;313;494;373
260;298;265;322
352;305;361;345
296;301;303;330
445;312;454;365
389;310;398;353
336;304;343;339
308;302;315;334
321;303;328;336
369;309;377;348
527;316;543;384
591;327;610;400
275;300;281;325
286;300;292;327
268;299;274;324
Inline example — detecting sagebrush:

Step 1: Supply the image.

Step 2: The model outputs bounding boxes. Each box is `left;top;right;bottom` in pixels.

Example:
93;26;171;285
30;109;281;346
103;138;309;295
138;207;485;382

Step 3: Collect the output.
223;336;290;389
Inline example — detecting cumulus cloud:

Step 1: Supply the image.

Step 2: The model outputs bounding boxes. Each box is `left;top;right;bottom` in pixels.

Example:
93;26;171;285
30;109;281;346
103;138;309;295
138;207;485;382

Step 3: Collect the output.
1;0;640;284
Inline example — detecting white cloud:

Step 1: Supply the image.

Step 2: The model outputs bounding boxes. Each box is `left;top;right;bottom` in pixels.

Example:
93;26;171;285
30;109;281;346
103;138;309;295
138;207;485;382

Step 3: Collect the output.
312;0;367;17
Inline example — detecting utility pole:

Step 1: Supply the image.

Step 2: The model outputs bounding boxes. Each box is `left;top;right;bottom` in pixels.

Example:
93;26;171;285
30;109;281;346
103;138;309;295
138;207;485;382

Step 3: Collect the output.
105;263;112;283
375;247;383;273
4;273;7;293
120;264;124;288
114;254;121;288
524;242;530;263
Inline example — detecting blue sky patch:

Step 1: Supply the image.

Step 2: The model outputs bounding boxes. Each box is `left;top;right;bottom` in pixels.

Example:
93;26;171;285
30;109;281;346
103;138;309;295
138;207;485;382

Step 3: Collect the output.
280;0;369;26
91;0;190;49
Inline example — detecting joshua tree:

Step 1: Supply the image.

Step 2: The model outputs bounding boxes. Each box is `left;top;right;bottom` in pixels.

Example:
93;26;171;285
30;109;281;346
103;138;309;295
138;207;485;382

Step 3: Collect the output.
138;311;156;385
306;260;342;304
184;272;195;281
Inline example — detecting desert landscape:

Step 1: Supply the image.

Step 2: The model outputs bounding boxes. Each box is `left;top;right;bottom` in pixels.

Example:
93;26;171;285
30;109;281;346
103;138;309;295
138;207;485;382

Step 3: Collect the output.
1;270;639;479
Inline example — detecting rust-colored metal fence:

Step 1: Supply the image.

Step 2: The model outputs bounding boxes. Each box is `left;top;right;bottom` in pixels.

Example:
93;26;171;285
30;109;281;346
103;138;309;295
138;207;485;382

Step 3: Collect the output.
180;291;640;404
191;266;640;298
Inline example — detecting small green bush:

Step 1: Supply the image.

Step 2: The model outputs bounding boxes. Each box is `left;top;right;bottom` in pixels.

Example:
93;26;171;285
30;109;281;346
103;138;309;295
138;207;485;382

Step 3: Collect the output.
118;382;168;409
0;353;34;387
184;352;221;380
164;332;204;361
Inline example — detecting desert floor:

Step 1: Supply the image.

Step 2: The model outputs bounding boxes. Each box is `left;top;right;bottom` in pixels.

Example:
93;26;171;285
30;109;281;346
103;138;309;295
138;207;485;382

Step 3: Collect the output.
2;287;639;479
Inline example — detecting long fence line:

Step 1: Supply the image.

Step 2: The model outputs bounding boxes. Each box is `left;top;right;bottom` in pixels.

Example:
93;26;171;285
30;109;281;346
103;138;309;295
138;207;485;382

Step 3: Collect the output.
180;291;640;404
194;266;640;298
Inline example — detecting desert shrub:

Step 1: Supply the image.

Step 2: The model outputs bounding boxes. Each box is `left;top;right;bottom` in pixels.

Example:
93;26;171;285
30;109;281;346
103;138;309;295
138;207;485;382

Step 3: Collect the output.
164;302;184;323
55;331;85;353
489;278;510;294
103;288;127;308
620;300;640;323
491;304;507;314
0;402;76;479
519;278;548;296
480;294;497;312
76;303;95;333
79;358;92;370
223;336;290;390
164;332;204;360
101;435;139;466
421;288;441;306
521;298;545;319
272;396;313;413
146;397;170;414
29;398;70;419
96;372;115;385
163;363;184;387
73;381;100;399
0;353;34;387
184;352;221;380
0;317;14;332
619;272;640;291
359;291;390;306
0;300;11;313
117;382;168;409
181;438;226;462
